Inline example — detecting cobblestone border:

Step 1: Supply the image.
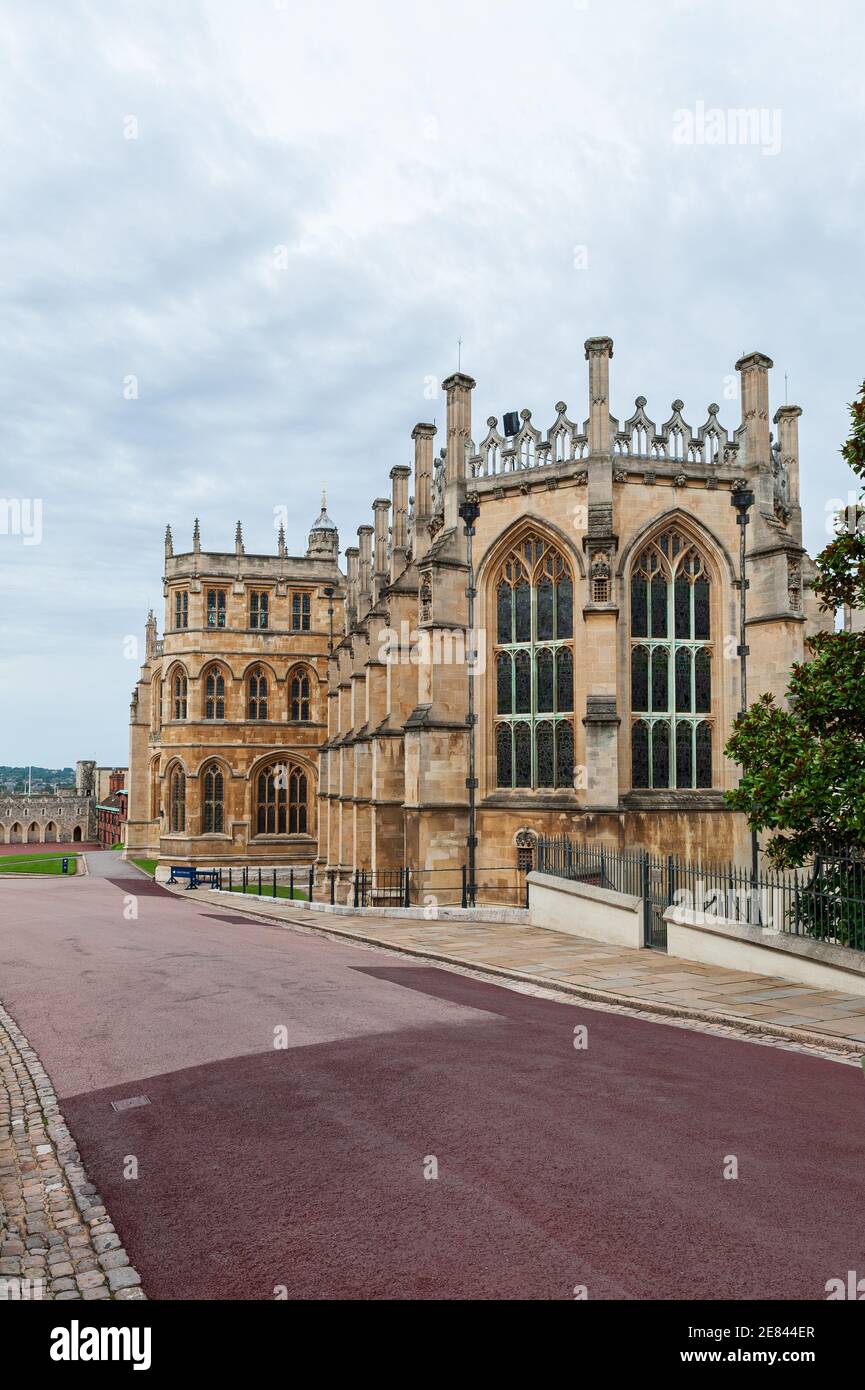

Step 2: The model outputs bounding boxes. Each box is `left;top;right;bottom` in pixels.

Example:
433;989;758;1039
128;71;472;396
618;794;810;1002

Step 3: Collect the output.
0;1001;145;1301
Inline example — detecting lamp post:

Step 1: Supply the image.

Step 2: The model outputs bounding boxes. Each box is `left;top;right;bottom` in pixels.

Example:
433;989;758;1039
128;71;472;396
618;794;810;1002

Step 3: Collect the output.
730;481;759;888
458;493;481;908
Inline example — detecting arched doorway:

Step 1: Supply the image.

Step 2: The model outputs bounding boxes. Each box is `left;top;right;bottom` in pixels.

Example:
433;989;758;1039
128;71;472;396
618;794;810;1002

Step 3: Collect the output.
10;823;22;843
27;822;40;843
44;822;58;842
72;826;83;842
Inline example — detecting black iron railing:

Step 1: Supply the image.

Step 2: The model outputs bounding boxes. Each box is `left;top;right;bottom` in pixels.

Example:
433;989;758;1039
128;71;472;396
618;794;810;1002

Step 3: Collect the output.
535;836;865;953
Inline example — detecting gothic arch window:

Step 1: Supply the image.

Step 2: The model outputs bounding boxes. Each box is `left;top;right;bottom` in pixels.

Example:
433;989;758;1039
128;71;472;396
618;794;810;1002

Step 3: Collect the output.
168;765;186;832
171;668;187;720
150;759;160;821
248;667;268;721
204;666;226;720
202;763;225;834
493;532;575;790
255;763;309;835
629;526;714;790
151;675;162;732
289;668;312;722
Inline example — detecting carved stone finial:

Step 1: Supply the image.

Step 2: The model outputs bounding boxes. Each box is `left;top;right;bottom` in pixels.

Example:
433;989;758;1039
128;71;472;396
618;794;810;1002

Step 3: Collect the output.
164;524;173;558
193;517;201;553
235;521;244;555
278;521;286;558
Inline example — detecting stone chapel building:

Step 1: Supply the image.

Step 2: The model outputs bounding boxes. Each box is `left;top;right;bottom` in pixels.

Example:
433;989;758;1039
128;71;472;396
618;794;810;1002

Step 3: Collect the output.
320;337;828;898
126;336;828;883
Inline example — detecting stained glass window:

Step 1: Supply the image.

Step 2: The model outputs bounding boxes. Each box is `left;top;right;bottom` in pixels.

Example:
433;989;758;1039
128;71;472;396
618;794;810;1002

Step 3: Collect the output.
169;767;185;832
492;533;576;789
514;722;532;787
556;721;574;788
537;580;554;640
248;667;268;721
202;765;224;833
537;721;554;787
515;650;531;713
696;721;713;788
537;649;554;712
172;671;187;720
256;764;308;835
556;576;573;639
630;530;714;789
205;668;225;720
632;720;649;788
290;669;311;721
632;646;648;712
556;648;573;712
497;583;511;643
675;648;691;712
652;720;670;787
496;724;512;787
496;652;512;714
515;580;531;642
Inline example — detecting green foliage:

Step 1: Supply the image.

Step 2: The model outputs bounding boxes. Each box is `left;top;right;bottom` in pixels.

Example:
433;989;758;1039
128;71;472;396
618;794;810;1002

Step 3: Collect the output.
725;385;865;866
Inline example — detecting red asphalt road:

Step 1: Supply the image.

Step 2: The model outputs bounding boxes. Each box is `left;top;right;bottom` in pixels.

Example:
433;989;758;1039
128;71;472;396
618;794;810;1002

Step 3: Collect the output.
1;860;863;1301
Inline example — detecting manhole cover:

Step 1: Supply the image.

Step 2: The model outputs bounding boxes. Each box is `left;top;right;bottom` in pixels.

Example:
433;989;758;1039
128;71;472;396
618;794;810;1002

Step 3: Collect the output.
110;1095;151;1113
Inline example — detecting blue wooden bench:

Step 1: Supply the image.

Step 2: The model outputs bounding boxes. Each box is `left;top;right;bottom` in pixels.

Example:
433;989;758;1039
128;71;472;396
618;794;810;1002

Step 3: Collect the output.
168;866;198;889
195;869;219;889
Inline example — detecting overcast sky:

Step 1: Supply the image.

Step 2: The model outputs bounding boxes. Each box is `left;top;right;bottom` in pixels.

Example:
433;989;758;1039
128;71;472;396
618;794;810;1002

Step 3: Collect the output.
1;0;863;766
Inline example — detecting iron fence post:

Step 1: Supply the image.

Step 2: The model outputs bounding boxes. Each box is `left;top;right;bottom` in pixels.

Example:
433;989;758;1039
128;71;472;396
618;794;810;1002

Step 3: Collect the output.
461;864;468;909
308;865;314;902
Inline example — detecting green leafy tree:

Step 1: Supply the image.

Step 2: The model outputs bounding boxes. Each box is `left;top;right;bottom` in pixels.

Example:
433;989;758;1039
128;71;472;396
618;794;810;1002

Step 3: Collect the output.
725;383;865;869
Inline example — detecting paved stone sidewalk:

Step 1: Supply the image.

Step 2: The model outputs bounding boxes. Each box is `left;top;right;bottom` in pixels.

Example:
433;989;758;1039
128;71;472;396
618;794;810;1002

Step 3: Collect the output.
0;1002;145;1301
186;888;865;1062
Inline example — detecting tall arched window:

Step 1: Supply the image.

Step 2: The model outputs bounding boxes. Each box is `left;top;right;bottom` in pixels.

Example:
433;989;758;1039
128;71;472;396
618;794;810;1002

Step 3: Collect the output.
630;527;713;790
255;763;308;835
202;763;224;833
248;667;268;720
290;669;311;721
204;666;226;720
493;532;575;789
151;676;162;732
169;766;186;832
172;670;187;720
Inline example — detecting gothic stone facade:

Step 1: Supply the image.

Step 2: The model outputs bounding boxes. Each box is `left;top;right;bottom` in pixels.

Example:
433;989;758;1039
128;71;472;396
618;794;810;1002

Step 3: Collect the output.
319;338;830;900
0;760;101;844
125;511;344;867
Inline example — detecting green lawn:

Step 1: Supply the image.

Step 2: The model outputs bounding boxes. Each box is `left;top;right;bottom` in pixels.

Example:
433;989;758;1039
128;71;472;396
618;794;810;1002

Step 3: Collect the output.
132;858;157;877
223;881;308;901
0;853;78;875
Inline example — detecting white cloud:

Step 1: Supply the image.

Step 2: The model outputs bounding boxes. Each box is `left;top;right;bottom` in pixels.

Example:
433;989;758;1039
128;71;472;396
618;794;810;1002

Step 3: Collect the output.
0;0;863;760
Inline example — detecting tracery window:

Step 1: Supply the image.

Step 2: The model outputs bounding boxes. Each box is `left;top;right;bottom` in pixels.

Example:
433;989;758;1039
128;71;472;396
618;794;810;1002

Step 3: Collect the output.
255;764;308;835
202;763;224;834
290;669;311;721
172;671;187;719
169;766;186;832
174;590;188;629
248;667;268;721
630;527;713;790
290;591;311;631
494;533;575;790
207;589;227;628
249;590;269;630
204;667;226;720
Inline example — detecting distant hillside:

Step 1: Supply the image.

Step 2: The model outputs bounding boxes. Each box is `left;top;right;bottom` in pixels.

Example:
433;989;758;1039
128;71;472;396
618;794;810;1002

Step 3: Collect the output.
0;766;76;792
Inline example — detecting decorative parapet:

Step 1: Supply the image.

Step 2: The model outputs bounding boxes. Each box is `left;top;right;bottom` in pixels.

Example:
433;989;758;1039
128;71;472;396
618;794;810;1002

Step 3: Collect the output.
613;398;740;467
467;394;740;480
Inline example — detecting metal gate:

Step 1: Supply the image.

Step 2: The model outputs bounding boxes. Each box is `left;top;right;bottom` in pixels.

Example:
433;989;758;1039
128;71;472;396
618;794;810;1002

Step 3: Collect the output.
641;854;676;951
